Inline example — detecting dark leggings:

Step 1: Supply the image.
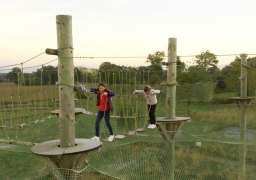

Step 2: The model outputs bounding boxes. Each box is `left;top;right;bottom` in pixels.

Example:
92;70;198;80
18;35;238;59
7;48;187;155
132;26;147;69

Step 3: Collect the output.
95;110;113;137
148;104;157;124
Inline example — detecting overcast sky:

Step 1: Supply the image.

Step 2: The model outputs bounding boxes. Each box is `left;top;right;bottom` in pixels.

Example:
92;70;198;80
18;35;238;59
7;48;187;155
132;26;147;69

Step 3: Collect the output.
1;0;256;72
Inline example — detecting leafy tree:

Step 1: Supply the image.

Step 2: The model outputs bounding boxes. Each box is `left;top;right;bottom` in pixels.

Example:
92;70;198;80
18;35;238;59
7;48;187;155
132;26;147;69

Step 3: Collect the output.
115;66;134;84
176;56;187;83
178;66;209;84
215;75;226;91
137;66;151;84
90;69;99;83
76;67;88;83
208;67;226;91
177;50;218;85
224;55;256;96
207;66;218;75
222;57;240;92
99;62;118;72
74;67;83;83
194;50;218;68
247;57;256;96
146;51;165;66
148;65;164;84
177;56;186;72
248;56;256;68
145;51;166;84
99;62;121;84
33;66;58;85
7;67;22;84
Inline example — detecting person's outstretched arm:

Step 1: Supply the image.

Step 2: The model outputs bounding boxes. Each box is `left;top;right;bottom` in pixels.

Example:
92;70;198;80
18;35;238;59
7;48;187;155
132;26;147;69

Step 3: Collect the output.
90;88;98;94
133;90;144;94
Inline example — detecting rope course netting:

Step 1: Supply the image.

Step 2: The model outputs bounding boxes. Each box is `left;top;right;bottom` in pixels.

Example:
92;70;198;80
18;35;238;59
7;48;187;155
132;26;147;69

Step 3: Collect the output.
0;62;256;179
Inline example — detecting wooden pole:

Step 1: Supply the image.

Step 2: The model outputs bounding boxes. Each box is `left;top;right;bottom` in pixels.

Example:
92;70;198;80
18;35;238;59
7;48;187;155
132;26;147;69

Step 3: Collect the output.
240;54;247;98
56;15;76;168
166;38;177;119
32;16;102;179
156;38;190;180
238;53;248;180
166;38;177;180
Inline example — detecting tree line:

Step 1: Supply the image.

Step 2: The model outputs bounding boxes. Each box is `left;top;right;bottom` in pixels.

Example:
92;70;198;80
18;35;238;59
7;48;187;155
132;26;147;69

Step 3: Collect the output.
2;50;256;94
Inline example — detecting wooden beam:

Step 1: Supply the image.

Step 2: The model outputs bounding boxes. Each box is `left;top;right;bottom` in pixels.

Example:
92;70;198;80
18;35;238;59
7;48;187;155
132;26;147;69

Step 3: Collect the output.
0;139;34;147
42;156;64;180
74;152;88;170
157;123;173;145
45;48;58;55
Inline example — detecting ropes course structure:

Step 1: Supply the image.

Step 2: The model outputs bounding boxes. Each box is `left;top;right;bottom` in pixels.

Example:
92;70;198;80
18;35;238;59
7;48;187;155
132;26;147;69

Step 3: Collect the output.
1;15;256;180
1;62;256;179
0;55;255;180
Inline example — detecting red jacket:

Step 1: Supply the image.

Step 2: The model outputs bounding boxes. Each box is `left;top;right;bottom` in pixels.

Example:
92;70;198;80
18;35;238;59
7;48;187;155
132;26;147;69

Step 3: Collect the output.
90;88;115;112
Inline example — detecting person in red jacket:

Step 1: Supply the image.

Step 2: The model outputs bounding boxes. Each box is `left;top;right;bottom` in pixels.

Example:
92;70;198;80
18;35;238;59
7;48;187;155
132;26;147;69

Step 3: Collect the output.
90;83;115;142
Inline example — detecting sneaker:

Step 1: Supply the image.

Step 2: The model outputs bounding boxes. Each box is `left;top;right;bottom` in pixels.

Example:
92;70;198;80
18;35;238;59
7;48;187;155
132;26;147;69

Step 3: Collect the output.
108;135;114;142
91;136;99;141
148;124;153;128
150;124;156;129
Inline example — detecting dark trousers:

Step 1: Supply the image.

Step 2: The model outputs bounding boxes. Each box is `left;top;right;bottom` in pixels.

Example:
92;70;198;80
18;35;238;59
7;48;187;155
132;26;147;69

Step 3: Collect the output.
95;110;113;137
148;104;157;124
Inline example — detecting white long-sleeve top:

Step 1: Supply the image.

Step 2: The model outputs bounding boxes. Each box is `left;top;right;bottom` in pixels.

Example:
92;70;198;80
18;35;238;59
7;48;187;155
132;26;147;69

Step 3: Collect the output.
134;89;159;105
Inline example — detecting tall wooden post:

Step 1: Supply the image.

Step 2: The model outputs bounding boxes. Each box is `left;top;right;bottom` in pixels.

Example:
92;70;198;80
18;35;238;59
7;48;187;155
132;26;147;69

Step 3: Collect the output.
238;54;247;180
167;38;177;180
166;38;177;119
240;54;247;98
231;53;253;180
56;15;76;168
57;15;75;147
157;38;190;180
31;15;102;179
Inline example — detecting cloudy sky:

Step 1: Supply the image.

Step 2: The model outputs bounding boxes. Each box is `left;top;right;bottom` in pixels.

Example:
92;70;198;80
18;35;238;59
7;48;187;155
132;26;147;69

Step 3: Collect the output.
1;0;256;72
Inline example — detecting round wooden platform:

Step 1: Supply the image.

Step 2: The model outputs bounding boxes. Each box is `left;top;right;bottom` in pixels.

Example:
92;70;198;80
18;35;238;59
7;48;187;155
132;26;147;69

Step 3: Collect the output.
127;131;136;135
115;134;126;139
31;138;102;156
136;128;145;132
156;116;191;122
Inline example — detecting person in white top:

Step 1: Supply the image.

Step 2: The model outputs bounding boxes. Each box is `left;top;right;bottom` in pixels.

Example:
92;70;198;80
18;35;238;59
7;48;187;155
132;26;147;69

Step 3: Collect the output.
133;85;159;129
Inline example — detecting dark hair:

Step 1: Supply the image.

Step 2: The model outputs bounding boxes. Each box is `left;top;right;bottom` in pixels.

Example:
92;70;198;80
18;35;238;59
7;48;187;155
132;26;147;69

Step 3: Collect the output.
98;83;106;88
144;86;151;92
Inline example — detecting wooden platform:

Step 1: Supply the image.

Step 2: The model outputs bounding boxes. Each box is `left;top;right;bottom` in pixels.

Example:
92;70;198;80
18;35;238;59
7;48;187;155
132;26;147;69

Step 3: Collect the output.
31;138;102;156
136;128;145;132
127;131;136;135
156;116;191;123
231;97;254;100
51;108;89;116
231;97;254;107
156;116;191;145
